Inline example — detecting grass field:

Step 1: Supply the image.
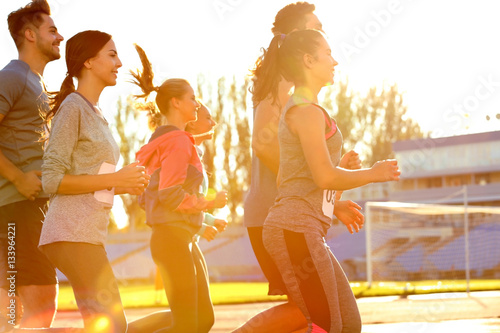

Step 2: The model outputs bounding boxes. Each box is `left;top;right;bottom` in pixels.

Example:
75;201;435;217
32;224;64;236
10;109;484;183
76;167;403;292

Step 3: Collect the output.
57;280;500;310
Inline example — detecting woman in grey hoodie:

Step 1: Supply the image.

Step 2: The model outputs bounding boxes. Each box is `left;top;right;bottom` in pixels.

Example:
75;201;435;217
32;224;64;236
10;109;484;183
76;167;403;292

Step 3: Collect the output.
39;30;149;333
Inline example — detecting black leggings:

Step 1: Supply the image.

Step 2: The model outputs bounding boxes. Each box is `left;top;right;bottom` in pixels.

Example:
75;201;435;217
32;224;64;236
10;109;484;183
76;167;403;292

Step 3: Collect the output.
150;225;214;333
247;226;287;295
41;242;127;333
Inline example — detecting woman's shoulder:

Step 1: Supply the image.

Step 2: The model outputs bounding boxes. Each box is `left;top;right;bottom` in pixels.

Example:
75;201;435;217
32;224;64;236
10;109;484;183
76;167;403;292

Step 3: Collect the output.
283;101;327;136
52;93;89;123
147;127;195;153
285;102;323;118
59;92;86;110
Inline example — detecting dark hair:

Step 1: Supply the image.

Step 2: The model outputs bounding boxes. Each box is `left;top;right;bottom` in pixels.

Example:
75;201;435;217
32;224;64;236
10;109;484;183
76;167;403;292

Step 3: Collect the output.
251;29;324;106
130;44;191;129
251;2;317;106
7;0;51;49
272;2;316;35
44;30;112;129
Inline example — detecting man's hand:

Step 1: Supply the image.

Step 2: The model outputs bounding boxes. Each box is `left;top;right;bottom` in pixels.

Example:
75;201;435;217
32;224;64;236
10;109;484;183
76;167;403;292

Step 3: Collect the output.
13;170;42;201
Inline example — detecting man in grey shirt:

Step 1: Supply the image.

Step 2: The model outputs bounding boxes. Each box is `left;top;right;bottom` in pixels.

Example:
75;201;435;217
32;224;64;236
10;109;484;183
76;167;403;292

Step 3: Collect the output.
0;0;63;330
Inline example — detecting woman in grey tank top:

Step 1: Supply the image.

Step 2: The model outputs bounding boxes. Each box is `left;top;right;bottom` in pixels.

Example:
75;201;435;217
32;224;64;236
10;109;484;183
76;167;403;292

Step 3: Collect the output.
257;30;401;332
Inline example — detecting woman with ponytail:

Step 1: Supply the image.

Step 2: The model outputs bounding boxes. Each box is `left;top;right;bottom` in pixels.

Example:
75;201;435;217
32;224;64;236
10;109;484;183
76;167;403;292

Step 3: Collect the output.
252;29;401;333
131;44;227;333
39;30;149;333
239;3;362;332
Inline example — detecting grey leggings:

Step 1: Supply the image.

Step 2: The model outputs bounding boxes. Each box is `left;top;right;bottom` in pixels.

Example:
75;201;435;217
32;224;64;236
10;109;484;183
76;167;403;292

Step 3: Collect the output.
262;226;362;333
41;242;127;333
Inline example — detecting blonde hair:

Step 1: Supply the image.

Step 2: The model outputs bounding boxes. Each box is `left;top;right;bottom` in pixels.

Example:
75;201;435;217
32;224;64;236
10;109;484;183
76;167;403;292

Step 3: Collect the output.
130;44;191;130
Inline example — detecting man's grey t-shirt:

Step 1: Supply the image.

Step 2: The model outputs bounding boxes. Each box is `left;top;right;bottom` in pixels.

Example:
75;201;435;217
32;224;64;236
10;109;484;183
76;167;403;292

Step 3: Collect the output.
0;60;48;207
243;106;278;228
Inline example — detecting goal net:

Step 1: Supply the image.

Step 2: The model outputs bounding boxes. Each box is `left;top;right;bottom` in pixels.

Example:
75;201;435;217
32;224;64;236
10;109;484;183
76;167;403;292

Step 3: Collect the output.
365;201;500;284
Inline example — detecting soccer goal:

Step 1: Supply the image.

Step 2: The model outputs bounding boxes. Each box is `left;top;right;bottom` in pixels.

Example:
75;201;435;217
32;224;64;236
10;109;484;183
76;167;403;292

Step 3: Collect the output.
365;197;500;290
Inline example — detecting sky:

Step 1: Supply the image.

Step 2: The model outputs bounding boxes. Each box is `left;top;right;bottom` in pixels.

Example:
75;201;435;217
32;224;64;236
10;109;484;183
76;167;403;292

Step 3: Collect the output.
1;0;499;139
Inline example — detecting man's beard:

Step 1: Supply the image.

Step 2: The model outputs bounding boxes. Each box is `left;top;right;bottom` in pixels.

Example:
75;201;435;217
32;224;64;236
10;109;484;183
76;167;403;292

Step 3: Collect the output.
36;38;61;62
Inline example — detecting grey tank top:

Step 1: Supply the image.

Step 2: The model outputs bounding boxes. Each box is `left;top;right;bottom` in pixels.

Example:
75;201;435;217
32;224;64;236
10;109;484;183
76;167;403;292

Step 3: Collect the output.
264;95;343;236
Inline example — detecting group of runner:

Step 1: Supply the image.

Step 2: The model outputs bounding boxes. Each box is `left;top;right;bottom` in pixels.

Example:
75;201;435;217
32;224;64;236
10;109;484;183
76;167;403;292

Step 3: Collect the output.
0;1;399;332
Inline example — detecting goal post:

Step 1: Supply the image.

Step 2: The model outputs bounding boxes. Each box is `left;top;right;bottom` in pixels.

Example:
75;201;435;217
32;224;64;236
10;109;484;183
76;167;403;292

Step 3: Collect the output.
365;198;500;290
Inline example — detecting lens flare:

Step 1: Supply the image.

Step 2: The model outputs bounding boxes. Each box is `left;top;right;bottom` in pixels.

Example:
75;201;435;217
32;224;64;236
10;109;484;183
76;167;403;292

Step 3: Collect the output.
92;315;112;332
205;188;217;201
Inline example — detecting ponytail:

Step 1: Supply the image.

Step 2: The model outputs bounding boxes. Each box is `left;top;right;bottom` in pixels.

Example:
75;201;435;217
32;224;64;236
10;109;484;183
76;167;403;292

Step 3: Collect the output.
130;44;162;130
130;44;191;130
41;74;75;143
130;44;158;99
250;29;324;107
133;101;162;132
250;34;283;106
45;74;75;122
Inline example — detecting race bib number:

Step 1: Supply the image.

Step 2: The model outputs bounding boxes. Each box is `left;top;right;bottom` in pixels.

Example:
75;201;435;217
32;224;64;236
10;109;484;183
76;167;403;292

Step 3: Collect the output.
94;162;116;207
322;189;335;219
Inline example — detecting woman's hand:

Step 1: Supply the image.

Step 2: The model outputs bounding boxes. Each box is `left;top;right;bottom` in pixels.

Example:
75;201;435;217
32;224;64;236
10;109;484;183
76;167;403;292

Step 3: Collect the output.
202;225;218;241
115;186;148;196
339;150;361;170
370;159;400;182
214;219;228;232
114;162;150;188
336;151;361;200
334;200;364;234
213;191;228;209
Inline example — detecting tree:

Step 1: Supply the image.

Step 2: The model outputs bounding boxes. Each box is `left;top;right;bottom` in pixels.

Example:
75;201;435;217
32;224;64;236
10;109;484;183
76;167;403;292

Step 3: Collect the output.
322;80;426;166
371;84;424;164
111;96;148;231
198;75;252;223
224;77;251;221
